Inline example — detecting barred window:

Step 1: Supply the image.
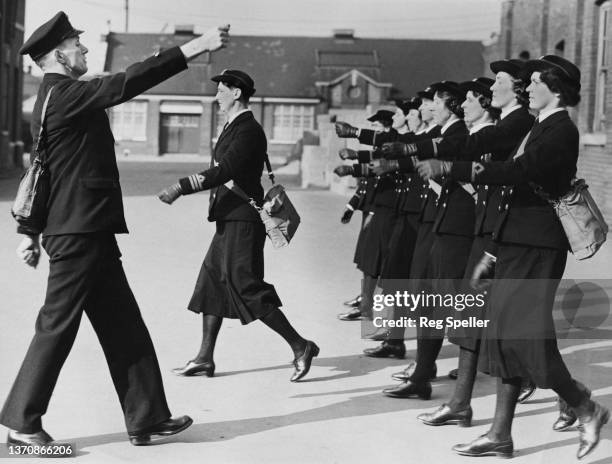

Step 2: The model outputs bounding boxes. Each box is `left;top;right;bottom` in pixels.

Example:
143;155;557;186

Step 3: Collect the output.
111;101;148;141
272;105;315;142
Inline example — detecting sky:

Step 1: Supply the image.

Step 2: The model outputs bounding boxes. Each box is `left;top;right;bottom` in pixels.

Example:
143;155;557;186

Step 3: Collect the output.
24;0;503;75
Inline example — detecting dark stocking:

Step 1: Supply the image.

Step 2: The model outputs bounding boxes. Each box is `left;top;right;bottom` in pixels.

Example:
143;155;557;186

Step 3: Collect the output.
487;377;520;442
194;314;223;363
261;309;307;355
410;337;443;383
448;346;479;410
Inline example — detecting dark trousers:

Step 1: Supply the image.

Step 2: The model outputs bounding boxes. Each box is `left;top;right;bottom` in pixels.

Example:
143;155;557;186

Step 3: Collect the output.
0;234;171;434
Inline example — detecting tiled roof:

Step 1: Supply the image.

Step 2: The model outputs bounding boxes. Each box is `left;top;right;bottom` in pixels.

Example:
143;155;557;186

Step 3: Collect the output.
104;33;484;99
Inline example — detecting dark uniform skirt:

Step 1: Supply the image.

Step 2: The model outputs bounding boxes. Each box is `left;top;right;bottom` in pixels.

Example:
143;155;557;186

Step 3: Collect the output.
478;243;571;387
380;212;420;279
353;212;369;269
448;234;491;351
187;220;282;325
421;233;474;338
359;206;397;277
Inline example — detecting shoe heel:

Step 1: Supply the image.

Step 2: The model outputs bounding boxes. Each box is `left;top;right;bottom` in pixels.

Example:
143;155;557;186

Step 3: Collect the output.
312;345;320;357
419;390;432;400
458;418;472;427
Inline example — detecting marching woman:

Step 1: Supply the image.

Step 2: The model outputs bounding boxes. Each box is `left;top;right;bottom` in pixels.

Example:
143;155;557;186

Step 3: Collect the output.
334;111;401;326
375;81;470;397
375;88;445;368
339;111;397;315
419;56;608;459
415;61;535;426
157;69;318;382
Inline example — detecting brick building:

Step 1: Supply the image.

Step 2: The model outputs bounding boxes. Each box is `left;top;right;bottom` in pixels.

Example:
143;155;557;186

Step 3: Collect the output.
102;28;483;159
0;0;26;171
488;0;612;218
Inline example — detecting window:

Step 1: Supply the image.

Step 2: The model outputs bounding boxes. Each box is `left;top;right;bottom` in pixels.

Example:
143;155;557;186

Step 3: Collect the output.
272;105;315;142
111;101;147;141
595;1;610;132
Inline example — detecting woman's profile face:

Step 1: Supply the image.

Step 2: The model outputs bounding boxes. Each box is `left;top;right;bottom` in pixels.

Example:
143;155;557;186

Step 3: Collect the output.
491;72;516;108
392;108;406;129
419;99;434;123
406;109;422;132
461;91;487;125
432;92;452;126
526;71;558;111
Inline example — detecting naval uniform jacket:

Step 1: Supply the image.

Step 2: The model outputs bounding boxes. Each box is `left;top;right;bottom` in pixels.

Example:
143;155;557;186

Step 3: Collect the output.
23;47;188;236
179;111;266;222
351;128;399;210
451;110;577;250
416;108;534;236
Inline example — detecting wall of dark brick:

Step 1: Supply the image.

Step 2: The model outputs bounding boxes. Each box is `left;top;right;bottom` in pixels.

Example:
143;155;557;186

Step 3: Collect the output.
494;0;612;221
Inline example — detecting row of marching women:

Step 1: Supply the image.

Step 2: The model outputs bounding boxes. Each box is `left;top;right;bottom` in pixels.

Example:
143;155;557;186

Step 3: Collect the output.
332;55;608;459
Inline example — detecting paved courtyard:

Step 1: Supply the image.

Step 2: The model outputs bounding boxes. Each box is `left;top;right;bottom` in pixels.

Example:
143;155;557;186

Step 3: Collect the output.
0;161;611;463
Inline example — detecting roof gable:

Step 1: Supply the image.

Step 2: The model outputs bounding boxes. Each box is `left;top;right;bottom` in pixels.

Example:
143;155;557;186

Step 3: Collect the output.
104;33;484;99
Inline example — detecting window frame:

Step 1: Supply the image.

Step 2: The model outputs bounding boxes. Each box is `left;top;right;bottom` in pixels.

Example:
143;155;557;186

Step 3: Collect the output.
271;104;316;143
111;100;148;142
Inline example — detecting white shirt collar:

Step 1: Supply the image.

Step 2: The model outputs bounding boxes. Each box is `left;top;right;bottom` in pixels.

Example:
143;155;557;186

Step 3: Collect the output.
537;107;566;123
500;104;522;120
440;117;461;135
469;121;496;135
423;124;438;134
226;108;252;126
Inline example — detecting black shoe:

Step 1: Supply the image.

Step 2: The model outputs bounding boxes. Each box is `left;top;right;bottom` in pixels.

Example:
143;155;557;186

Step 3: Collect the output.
517;381;536;403
363;342;405;359
448;368;458;380
576;402;610;459
343;295;362;307
129;416;193;446
553;398;577;432
553;384;591;432
363;330;389;341
172;360;215;377
453;434;514;458
291;340;320;382
418;403;473;427
382;380;432;399
338;308;363;321
7;429;54;446
391;362;437;381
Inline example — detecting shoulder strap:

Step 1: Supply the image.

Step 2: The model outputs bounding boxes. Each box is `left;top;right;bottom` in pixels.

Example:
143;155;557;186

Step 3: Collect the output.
34;87;55;162
264;153;275;185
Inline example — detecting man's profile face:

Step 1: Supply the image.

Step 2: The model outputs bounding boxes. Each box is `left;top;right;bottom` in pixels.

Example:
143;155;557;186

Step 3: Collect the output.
58;36;88;77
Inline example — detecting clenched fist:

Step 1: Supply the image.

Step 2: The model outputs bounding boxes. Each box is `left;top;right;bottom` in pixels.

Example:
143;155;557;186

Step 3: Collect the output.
341;208;354;224
180;24;230;60
339;148;358;160
16;235;40;268
416;159;452;180
380;142;409;158
335;122;358;138
157;183;183;204
370;159;399;176
334;165;354;177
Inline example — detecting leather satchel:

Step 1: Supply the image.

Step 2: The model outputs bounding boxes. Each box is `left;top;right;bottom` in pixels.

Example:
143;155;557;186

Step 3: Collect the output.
532;178;608;260
11;88;54;234
231;154;301;249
